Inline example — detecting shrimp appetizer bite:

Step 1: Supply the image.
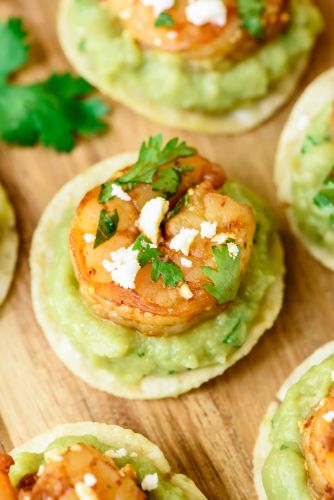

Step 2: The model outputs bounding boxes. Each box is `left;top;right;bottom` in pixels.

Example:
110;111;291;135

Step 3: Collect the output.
0;421;206;499
0;181;18;306
58;0;323;134
31;134;284;398
253;342;334;500
276;69;334;271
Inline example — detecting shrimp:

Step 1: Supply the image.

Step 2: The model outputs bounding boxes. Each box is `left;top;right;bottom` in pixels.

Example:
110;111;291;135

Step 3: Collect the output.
0;454;17;500
15;444;146;499
105;0;290;59
301;388;334;499
69;146;256;336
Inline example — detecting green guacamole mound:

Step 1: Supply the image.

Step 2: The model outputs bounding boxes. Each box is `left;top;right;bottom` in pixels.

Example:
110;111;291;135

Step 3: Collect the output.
262;355;334;500
70;0;323;114
292;104;334;251
10;435;185;499
46;180;282;385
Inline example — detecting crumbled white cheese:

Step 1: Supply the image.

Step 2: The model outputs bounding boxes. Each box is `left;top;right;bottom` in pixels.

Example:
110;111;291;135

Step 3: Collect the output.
200;221;217;239
37;465;45;477
141;473;159;491
141;0;175;17
170;227;199;256
185;0;227;27
110;183;131;202
75;482;98;500
323;410;334;422
212;232;235;245
83;233;95;244
180;257;193;268
44;449;64;463
138;197;169;245
167;31;178;39
180;283;193;300
84;473;97;487
105;448;128;458
103;246;140;290
227;242;239;259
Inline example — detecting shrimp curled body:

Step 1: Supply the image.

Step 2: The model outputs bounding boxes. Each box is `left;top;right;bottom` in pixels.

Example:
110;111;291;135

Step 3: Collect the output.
69;152;256;336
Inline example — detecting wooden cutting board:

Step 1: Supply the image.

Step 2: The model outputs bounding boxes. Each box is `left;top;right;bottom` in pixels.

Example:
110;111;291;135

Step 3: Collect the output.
0;1;333;498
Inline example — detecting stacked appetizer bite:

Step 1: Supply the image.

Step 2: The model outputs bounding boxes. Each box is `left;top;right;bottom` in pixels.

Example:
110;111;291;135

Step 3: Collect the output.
276;68;334;271
254;342;334;500
0;181;18;306
58;0;323;133
31;134;284;399
0;422;206;499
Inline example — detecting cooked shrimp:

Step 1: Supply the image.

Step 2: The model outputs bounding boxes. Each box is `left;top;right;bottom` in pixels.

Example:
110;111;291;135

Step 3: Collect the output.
105;0;290;59
15;444;146;499
0;454;17;500
69;147;256;336
301;387;334;499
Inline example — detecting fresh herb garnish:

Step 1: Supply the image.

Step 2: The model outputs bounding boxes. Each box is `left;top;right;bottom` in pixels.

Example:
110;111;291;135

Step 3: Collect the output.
0;18;108;152
117;134;196;187
237;0;265;39
280;444;289;450
133;234;184;288
94;209;119;248
155;12;175;28
313;166;334;229
165;192;190;222
153;165;193;197
202;245;241;304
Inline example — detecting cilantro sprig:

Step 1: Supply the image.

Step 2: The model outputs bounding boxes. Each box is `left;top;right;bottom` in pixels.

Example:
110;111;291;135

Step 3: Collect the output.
0;18;109;152
313;166;334;229
99;134;196;203
94;209;119;248
237;0;265;39
202;245;241;304
133;234;184;288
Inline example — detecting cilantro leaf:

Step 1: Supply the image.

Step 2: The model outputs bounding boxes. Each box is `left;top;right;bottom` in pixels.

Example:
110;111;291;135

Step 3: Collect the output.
314;190;334;209
165;192;190;222
0;18;29;81
133;234;161;267
94;209;119;248
133;233;184;288
237;0;265;39
313;166;334;230
202;245;241;304
153;166;193;197
155;12;175;28
117;134;196;187
0;18;109;151
151;259;184;288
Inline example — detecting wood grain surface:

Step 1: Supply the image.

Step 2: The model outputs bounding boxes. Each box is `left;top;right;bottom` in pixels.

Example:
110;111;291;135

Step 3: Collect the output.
0;1;333;498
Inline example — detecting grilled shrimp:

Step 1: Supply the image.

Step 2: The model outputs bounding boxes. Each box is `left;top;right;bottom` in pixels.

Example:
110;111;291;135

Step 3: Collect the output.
14;444;146;499
301;388;334;499
0;454;16;500
106;0;290;59
69;148;256;336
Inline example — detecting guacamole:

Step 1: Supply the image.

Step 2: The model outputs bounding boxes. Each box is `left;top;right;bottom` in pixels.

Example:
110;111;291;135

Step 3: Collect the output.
45;180;282;385
69;0;323;114
10;434;185;499
292;104;334;251
262;355;334;499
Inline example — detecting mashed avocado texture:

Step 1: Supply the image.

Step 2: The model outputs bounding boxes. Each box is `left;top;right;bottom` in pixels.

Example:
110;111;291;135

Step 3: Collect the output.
262;356;334;500
292;104;334;251
69;0;323;114
45;180;282;384
10;435;185;499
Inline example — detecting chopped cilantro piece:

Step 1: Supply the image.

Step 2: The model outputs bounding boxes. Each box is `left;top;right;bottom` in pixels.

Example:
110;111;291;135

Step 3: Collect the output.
151;259;184;288
155;12;175;28
223;319;243;347
314;190;334;209
237;0;265;39
202;245;241;304
117;134;196;187
94;209;119;248
0;18;109;151
99;182;116;204
165;192;190;222
133;234;184;288
153;165;193;197
324;166;334;186
280;444;289;450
